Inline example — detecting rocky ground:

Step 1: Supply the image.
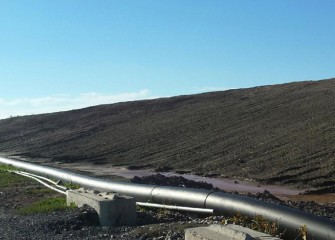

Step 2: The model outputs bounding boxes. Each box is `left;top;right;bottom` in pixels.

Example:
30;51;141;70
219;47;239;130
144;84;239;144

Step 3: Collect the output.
0;173;334;240
132;174;335;221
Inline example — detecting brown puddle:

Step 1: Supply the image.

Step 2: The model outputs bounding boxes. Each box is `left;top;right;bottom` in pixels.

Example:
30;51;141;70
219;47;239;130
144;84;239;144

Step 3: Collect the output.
161;172;305;196
56;162;310;195
278;193;335;204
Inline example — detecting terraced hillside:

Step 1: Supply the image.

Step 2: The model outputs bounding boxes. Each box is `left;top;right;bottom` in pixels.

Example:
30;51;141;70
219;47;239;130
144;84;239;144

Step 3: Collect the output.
0;79;334;191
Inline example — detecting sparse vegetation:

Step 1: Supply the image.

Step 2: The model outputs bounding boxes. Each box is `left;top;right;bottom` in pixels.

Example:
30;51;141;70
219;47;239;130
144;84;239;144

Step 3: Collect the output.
25;186;55;195
0;164;75;215
298;225;308;240
0;164;33;187
225;213;280;237
228;211;249;227
17;197;76;215
251;215;279;236
64;182;81;189
224;212;318;240
0;164;19;172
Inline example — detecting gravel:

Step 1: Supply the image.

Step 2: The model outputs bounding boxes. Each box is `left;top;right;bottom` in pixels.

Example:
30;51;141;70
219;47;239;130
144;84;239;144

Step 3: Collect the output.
245;190;335;221
0;203;206;240
1;174;334;239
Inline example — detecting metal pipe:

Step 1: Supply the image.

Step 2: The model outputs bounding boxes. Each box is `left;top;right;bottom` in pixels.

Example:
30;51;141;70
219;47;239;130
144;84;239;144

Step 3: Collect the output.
206;192;335;239
136;202;214;214
9;169;214;214
12;170;68;191
0;157;334;239
0;157;154;201
11;171;67;195
10;166;214;214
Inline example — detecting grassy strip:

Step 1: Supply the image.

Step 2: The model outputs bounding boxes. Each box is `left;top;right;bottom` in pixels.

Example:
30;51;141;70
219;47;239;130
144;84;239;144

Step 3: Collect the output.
17;197;76;215
25;187;55;195
0;164;34;187
0;164;76;215
0;164;19;172
0;165;58;194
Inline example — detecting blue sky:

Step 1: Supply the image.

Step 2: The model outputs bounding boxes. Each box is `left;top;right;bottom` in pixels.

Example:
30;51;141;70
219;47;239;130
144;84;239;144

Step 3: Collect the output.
0;0;334;119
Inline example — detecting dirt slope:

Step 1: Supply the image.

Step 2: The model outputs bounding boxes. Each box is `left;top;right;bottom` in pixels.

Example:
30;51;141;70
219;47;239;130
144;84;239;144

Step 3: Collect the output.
0;79;334;191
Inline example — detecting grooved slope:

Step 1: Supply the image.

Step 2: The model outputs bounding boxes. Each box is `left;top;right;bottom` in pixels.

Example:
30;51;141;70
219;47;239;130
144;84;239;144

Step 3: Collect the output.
0;79;335;191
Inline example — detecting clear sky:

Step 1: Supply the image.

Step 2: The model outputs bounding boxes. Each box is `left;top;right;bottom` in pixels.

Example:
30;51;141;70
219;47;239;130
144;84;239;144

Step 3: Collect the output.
0;0;334;119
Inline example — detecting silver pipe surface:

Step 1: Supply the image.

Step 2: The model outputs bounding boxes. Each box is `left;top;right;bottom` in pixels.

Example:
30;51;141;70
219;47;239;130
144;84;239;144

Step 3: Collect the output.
13;170;68;191
14;171;68;191
0;157;334;239
11;171;67;195
206;192;335;239
0;157;155;202
136;202;214;214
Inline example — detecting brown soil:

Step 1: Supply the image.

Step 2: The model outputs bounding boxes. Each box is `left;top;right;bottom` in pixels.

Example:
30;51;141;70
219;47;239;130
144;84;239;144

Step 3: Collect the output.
0;78;334;192
278;193;335;204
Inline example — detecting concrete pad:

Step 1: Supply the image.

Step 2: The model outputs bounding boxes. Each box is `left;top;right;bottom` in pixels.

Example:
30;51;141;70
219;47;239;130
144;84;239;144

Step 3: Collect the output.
67;188;137;226
185;224;282;240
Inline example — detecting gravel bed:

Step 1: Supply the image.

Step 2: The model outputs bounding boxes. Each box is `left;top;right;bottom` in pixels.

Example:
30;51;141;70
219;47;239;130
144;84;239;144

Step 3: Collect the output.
1;174;334;239
0;203;211;240
245;190;335;221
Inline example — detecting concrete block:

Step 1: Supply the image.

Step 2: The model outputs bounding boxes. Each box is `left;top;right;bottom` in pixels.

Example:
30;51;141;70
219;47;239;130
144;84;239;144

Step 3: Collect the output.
226;225;282;239
67;188;137;226
185;224;282;240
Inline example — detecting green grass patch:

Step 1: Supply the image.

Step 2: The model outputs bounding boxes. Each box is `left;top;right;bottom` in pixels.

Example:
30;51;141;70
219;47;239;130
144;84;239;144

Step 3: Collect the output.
25;187;55;195
49;178;81;190
0;163;20;172
63;182;81;189
0;164;75;215
0;165;34;187
17;197;76;215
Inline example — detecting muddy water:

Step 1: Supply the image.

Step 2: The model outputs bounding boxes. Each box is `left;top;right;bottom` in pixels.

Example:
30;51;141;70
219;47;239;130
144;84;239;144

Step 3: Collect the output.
163;172;304;195
56;162;306;195
105;168;335;203
3;154;333;203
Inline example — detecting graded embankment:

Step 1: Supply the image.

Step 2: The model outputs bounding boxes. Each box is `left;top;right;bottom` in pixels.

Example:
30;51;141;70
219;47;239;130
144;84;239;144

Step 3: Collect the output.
0;78;334;191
